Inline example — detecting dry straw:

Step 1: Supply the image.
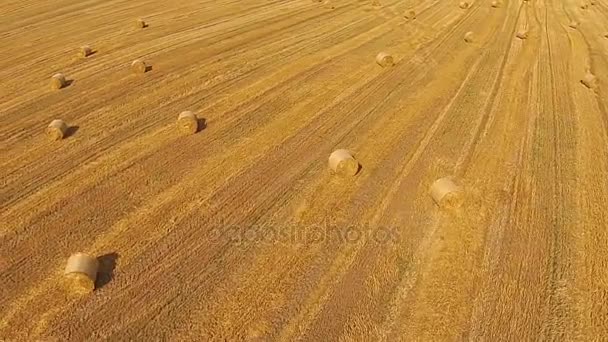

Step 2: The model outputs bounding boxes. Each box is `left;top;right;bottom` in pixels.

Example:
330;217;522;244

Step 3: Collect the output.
135;18;147;29
50;73;66;90
464;31;474;43
376;52;394;67
328;149;359;177
581;71;597;89
131;59;147;74
430;177;462;208
46;119;68;141
64;252;99;293
80;45;92;58
177;111;199;134
516;31;528;40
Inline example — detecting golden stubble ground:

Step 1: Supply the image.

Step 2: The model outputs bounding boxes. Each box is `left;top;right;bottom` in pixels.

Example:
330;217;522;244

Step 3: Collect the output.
1;0;607;340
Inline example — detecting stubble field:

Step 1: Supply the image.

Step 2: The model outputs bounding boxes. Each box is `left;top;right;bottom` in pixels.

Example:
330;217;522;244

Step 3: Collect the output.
1;0;607;340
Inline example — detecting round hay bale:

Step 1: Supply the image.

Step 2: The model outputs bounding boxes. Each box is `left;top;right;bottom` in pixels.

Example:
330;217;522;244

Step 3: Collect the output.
178;111;199;134
46;119;68;141
131;59;147;74
491;1;501;7
580;3;588;9
430;177;462;207
516;31;528;40
459;1;470;9
64;252;99;293
581;72;597;89
376;52;394;67
79;45;92;58
591;1;596;5
404;9;416;20
50;73;66;90
328;149;359;177
372;0;381;7
464;31;474;43
135;18;147;29
569;21;579;29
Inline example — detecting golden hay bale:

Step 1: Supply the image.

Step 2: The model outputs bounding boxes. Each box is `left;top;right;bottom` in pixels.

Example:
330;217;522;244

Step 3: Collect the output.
404;9;416;20
372;0;381;7
516;31;528;40
46;119;68;141
79;45;92;58
328;149;359;177
464;31;474;43
135;18;147;29
430;177;462;207
581;72;597;89
50;73;66;90
580;3;588;9
569;21;579;29
177;111;199;134
491;1;501;8
591;1;596;5
131;59;147;74
64;253;99;293
376;52;394;67
459;1;470;9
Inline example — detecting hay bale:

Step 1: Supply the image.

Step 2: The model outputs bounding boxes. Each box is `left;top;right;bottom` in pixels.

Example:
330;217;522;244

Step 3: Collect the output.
376;52;394;67
50;73;66;90
135;18;147;29
464;31;474;43
64;252;99;293
430;177;462;207
516;31;528;40
404;9;416;20
491;1;501;7
372;0;381;7
131;59;147;74
581;72;597;89
79;45;92;58
591;1;596;5
569;21;579;29
328;149;359;177
580;3;588;9
459;1;470;9
46;119;68;141
177;111;199;134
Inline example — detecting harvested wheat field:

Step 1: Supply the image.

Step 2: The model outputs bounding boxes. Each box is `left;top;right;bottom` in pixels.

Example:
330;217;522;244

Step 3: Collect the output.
1;0;608;340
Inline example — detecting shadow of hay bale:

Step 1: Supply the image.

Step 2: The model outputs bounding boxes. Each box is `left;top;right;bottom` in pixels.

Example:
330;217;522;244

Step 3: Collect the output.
95;252;119;289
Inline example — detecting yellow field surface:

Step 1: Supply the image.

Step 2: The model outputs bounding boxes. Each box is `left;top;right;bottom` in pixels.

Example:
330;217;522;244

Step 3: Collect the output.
1;0;607;340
